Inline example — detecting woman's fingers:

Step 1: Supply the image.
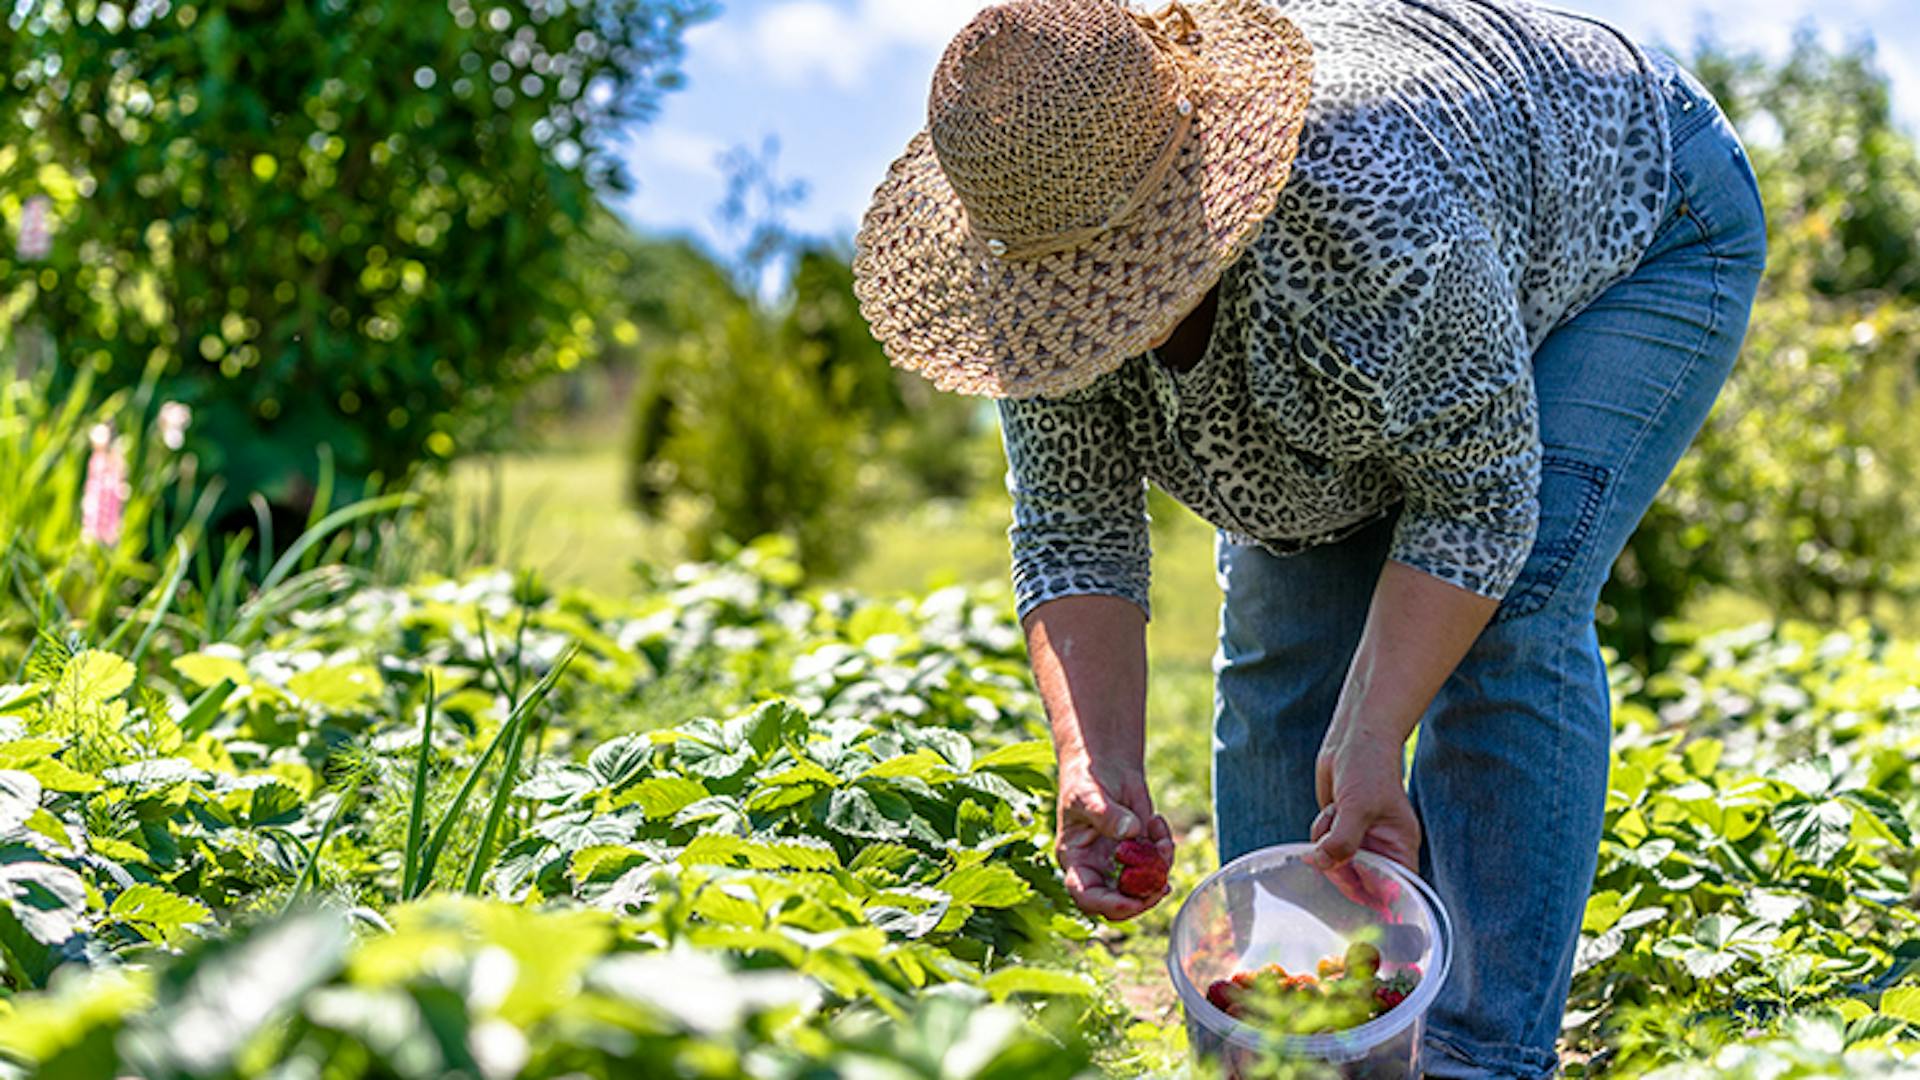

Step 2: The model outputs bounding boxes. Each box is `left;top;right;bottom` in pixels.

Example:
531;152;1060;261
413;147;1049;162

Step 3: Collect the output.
1306;804;1368;870
1310;803;1335;843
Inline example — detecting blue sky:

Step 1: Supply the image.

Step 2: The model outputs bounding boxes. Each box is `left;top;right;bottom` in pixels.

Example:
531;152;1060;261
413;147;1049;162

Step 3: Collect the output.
611;0;1920;258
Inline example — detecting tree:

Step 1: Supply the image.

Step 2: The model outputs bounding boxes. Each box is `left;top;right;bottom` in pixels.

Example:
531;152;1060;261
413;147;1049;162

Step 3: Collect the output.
0;0;712;524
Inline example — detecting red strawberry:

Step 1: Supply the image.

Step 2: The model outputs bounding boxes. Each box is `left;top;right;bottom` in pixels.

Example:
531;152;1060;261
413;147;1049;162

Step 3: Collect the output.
1206;978;1239;1014
1373;985;1408;1011
1117;860;1167;897
1115;839;1161;867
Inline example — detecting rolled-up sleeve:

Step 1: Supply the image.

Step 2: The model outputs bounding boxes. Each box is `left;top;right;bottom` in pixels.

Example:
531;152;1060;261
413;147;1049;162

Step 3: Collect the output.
997;390;1153;622
1386;373;1541;599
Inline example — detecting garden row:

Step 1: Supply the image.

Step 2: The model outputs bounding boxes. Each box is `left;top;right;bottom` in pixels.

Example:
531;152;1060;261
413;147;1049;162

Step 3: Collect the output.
0;404;1914;1077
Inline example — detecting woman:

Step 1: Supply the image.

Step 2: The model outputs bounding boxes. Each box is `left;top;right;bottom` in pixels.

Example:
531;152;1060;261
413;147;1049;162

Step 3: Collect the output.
851;0;1764;1074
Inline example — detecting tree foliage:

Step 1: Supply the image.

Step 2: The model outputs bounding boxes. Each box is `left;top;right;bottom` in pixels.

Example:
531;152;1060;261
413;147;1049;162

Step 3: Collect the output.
0;0;711;516
1603;33;1920;666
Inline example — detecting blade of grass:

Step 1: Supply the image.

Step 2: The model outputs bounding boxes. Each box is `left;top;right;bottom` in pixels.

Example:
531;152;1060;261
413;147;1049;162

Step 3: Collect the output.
474;607;509;700
407;645;570;900
283;779;358;915
401;674;437;900
103;536;194;663
250;493;275;582
461;644;578;895
178;678;237;739
256;493;419;598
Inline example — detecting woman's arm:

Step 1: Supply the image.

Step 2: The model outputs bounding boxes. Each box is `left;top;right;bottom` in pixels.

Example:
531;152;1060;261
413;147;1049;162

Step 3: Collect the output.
1307;559;1498;871
1024;594;1174;920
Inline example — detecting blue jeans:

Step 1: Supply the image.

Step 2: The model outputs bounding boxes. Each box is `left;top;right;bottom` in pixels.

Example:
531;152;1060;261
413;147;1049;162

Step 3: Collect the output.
1210;54;1766;1078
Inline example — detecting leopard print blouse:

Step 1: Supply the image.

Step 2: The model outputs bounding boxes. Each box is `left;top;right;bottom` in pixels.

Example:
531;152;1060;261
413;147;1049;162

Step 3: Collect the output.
999;0;1671;619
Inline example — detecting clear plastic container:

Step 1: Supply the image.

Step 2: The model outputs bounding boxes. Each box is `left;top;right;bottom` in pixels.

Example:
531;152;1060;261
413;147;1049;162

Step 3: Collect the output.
1166;843;1454;1079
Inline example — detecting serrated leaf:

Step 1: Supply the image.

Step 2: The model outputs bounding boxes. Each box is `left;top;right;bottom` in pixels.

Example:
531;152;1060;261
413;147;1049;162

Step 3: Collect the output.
981;967;1095;1000
684;835;841;872
0;771;42;833
823;787;910;841
247;782;304;827
936;864;1030;908
61;650;134;707
617;776;710;819
1841;788;1913;846
849;842;916;877
860;749;956;784
673;796;748;837
757;758;840;789
110;883;211;931
517;762;600;802
0;857;87;944
572;845;649;883
1775;798;1854;866
972;741;1054;774
587;736;651;789
736;700;809;760
23;756;103;794
537;811;638;854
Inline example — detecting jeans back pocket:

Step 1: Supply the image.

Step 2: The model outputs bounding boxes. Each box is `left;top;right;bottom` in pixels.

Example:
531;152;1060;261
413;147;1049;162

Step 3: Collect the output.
1494;454;1612;623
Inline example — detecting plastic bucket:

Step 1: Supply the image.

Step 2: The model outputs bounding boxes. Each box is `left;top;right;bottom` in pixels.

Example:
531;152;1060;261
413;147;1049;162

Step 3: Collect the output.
1166;843;1454;1079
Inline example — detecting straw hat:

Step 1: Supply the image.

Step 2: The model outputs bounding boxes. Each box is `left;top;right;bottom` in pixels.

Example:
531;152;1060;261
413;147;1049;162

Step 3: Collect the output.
851;0;1313;400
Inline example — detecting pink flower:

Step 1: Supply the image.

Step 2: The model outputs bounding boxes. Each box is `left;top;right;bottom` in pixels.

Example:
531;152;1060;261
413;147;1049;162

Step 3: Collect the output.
81;423;128;548
157;401;192;450
17;195;51;261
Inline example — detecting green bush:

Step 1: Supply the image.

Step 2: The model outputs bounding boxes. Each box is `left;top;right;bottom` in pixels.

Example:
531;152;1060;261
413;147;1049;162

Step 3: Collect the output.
0;0;710;516
1603;36;1920;666
627;243;991;578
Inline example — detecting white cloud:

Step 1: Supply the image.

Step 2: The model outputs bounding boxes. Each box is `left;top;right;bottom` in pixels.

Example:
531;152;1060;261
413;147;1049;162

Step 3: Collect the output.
700;0;994;90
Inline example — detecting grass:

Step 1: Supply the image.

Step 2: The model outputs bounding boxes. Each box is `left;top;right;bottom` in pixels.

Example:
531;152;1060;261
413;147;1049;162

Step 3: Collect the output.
458;444;1227;668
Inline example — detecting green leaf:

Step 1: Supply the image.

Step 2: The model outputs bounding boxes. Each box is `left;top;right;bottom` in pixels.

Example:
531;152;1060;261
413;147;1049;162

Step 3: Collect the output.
572;845;650;883
1775;798;1854;866
109;883;211;934
286;664;381;711
972;741;1054;774
1582;888;1629;935
1881;986;1920;1026
619;776;710;820
936;864;1031;908
860;749;956;784
246;782;303;827
736;700;808;760
21;757;101;794
981;967;1095;1000
1841;787;1913;845
1682;738;1723;777
516;762;599;802
171;652;251;691
0;855;87;945
756;758;840;789
0;771;42;833
824;787;911;841
178;679;236;738
61;651;134;707
587;735;651;789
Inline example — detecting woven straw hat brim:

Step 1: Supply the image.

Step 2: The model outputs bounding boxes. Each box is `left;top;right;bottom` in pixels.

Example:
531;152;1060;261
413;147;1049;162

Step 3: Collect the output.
852;0;1312;400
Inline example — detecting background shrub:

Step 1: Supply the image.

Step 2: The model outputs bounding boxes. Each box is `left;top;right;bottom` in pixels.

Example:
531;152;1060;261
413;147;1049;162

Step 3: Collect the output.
0;0;711;524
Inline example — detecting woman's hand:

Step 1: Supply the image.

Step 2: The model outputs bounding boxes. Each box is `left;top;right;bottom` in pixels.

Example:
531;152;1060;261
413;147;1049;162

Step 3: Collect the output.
1055;754;1175;921
1307;726;1420;873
